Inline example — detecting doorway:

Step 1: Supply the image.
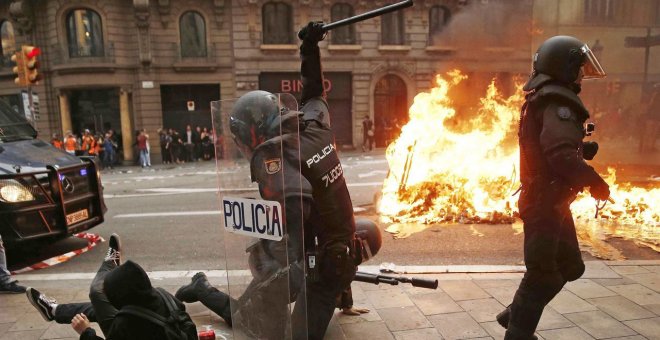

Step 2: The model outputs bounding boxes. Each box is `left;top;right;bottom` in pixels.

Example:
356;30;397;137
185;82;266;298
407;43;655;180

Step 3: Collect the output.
69;88;121;136
160;84;220;133
374;74;408;147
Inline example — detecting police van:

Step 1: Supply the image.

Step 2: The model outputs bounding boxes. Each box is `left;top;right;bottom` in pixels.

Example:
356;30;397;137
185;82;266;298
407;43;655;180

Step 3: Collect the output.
0;99;106;250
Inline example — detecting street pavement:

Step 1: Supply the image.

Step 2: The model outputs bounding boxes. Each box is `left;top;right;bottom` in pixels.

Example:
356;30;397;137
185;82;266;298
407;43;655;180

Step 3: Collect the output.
1;260;659;339
2;148;658;339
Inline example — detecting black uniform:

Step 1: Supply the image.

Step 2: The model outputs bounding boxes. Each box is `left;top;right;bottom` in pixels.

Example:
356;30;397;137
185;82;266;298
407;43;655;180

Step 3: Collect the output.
507;81;608;338
229;29;356;340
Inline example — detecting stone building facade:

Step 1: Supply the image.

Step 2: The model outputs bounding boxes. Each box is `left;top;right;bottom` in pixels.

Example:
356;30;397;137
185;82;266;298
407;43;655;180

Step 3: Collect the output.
1;0;657;160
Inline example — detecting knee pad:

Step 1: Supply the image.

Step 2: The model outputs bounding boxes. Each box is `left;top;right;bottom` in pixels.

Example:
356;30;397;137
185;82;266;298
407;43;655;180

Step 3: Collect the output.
562;261;585;282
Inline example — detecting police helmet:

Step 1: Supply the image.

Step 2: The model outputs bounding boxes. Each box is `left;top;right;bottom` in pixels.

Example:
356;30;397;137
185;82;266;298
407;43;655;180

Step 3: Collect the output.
524;36;606;91
355;218;382;264
229;90;281;156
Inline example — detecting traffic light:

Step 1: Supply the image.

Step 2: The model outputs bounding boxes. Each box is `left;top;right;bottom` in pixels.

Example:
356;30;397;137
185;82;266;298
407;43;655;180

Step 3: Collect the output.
10;51;27;86
23;45;42;85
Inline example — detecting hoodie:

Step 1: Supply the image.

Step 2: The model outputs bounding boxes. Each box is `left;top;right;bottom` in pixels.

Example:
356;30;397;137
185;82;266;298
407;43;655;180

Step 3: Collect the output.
81;260;192;340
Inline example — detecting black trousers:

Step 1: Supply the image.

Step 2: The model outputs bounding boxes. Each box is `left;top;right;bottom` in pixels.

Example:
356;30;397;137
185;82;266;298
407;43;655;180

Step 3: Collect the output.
54;302;96;324
506;202;585;338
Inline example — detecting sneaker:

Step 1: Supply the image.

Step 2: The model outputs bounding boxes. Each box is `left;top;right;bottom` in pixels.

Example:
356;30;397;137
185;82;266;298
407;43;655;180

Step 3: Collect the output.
104;233;122;266
26;287;56;321
0;281;27;294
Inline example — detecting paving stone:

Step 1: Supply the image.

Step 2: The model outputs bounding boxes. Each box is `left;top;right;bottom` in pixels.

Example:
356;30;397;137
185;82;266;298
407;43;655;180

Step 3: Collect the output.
642;266;660;274
603;336;649;340
468;273;523;281
335;305;383;324
0;329;46;340
609;284;660;306
591;277;637;286
582;261;620;279
484;286;516;305
0;307;27;324
438;281;491;301
480;321;505;339
0;325;9;336
428;312;488;339
611;266;651;276
410;292;463;316
378;306;431;331
39;323;79;339
564;279;617;299
644;304;660;316
623;317;660;340
364;288;415;309
608;261;660;266
536;307;575;331
341;321;395;340
564;310;636;339
587;295;655;321
324;318;346;340
537;326;595;340
392;328;443;340
473;279;520;289
624;273;660;292
7;312;49;332
547;291;597;314
457;299;505;323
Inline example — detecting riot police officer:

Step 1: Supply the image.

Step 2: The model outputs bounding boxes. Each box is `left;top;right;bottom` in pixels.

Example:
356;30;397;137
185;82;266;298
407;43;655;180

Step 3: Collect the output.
176;22;379;340
496;36;611;340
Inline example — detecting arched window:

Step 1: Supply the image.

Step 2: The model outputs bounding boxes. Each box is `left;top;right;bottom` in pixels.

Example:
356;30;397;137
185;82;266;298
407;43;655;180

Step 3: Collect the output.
331;3;356;44
66;9;104;58
1;20;16;65
381;9;405;45
262;2;293;44
180;11;207;57
429;6;451;44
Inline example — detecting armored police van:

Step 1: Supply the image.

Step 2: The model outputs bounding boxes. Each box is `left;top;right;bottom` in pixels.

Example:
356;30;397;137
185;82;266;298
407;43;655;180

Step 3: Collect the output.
0;99;106;250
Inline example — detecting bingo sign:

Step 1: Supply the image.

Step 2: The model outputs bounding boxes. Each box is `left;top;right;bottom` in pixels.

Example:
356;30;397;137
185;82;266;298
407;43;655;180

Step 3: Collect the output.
222;196;283;241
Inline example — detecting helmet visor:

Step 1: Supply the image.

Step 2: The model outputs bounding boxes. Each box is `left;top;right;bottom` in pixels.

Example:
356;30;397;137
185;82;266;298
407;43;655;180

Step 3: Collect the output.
580;44;606;79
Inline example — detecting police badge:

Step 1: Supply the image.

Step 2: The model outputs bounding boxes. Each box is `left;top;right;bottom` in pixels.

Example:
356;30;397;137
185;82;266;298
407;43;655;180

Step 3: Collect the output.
265;158;281;174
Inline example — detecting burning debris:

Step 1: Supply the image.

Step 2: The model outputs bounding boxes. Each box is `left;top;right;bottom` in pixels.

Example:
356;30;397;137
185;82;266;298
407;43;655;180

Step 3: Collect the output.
378;71;659;258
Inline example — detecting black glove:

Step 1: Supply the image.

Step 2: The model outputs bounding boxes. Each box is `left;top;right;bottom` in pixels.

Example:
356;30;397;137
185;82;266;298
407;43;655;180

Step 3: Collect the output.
590;177;610;201
583;141;599;160
298;21;326;43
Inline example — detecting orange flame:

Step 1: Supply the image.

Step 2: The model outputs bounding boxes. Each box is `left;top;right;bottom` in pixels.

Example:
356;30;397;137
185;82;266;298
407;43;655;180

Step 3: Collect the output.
378;71;659;258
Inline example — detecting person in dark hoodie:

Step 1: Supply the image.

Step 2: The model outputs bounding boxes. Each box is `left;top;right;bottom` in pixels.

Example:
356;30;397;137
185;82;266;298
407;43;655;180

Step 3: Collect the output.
27;234;197;340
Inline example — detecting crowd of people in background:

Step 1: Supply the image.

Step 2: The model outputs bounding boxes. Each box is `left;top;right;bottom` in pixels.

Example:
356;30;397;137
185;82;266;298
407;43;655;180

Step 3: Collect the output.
48;124;221;170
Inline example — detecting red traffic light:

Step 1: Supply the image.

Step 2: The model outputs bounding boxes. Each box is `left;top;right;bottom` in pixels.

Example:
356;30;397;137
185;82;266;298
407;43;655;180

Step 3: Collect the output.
25;47;41;58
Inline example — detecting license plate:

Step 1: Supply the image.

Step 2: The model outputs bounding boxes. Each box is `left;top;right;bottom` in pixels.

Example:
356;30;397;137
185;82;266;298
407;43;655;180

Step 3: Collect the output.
66;209;89;225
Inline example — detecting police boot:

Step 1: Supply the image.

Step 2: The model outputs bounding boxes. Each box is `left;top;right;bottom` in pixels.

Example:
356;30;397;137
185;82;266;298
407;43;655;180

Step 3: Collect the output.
496;305;511;329
175;272;214;303
504;325;538;340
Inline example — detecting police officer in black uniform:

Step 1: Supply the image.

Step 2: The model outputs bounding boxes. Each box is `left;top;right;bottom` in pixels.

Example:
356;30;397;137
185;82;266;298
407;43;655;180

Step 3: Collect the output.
176;22;380;340
495;36;611;340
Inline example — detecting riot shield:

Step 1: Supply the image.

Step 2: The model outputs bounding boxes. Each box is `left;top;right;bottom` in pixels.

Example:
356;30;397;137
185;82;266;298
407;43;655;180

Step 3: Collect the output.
211;93;308;339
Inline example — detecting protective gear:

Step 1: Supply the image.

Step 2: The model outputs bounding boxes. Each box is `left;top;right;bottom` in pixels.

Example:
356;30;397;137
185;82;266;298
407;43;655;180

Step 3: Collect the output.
354;218;382;263
590;177;610;201
175;272;216;303
524;36;606;92
229;90;281;155
298;21;326;43
582;141;598;160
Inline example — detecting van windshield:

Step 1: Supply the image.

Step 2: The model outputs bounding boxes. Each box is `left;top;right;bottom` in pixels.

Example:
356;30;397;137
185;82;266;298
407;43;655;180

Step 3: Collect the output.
0;99;37;143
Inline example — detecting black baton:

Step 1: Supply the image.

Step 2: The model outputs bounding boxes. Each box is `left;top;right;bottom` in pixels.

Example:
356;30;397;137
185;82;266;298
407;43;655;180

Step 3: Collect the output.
322;0;414;32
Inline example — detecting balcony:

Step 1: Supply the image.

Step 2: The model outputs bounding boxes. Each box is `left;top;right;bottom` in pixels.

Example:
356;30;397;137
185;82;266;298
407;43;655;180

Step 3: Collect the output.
49;41;117;74
172;42;220;72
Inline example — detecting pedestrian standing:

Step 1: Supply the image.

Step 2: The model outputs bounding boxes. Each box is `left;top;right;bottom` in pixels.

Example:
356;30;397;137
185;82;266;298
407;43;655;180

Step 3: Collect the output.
51;133;63;150
64;131;77;155
362;115;375;152
137;130;150;168
497;36;610;340
102;133;115;170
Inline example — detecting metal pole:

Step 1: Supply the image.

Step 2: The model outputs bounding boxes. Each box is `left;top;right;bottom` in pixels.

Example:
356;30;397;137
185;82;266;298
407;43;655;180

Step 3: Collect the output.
27;85;35;126
321;0;413;32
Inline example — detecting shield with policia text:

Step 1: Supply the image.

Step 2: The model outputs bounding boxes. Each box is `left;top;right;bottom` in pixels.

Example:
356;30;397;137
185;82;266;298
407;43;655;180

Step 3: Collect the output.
211;93;309;339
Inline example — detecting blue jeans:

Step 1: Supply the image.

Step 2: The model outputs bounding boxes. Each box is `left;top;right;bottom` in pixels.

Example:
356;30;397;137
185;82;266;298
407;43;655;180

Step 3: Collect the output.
0;235;14;285
138;149;150;167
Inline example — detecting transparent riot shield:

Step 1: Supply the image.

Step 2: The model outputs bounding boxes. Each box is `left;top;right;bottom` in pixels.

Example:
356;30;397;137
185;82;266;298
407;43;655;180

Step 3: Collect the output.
211;93;308;339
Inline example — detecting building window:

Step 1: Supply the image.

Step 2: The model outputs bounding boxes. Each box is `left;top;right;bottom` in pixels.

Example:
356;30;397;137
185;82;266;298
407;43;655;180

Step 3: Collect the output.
429;6;451;45
262;2;293;44
66;9;104;58
381;9;405;45
331;3;356;44
584;0;617;23
180;11;207;57
1;20;16;65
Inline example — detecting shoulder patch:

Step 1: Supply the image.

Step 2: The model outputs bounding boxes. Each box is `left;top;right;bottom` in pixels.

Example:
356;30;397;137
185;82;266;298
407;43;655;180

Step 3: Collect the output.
264;158;281;175
557;107;572;120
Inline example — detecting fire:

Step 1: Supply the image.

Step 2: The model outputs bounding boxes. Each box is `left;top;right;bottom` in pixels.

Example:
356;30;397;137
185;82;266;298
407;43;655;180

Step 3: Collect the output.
378;70;659;258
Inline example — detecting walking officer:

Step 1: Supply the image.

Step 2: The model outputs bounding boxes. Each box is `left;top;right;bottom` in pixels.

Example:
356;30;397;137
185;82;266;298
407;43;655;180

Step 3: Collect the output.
496;36;611;339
